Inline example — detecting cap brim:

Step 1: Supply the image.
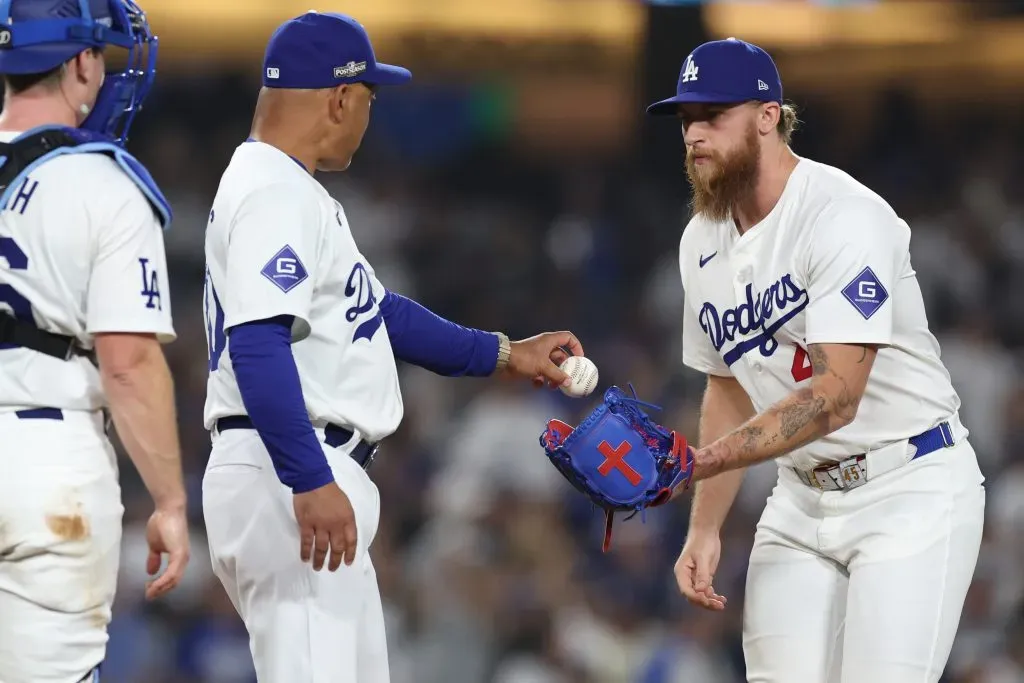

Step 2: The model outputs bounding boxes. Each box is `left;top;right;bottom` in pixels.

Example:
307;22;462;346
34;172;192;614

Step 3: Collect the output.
645;91;752;115
363;63;412;86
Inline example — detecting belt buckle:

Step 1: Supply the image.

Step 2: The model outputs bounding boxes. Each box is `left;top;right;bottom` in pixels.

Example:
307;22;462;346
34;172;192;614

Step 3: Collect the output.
793;466;821;489
938;421;954;449
838;456;866;489
810;463;836;490
807;457;867;491
810;460;857;491
804;466;825;490
362;442;380;470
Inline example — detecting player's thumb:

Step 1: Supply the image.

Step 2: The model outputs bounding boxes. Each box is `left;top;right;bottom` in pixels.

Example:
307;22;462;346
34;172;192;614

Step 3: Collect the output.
541;361;571;388
693;556;713;592
146;549;161;576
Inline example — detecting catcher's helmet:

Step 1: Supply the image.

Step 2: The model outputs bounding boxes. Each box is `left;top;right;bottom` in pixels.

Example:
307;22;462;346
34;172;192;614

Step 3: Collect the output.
0;0;159;144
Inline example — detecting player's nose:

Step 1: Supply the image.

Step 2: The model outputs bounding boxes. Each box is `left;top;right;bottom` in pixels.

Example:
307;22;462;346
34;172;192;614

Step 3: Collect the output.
682;120;708;146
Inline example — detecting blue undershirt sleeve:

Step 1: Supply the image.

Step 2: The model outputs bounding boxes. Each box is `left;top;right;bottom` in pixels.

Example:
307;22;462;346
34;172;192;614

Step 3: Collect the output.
378;290;499;377
228;315;334;493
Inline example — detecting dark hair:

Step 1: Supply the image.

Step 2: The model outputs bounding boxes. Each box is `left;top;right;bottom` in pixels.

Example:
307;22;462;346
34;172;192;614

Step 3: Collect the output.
3;65;64;95
2;47;100;95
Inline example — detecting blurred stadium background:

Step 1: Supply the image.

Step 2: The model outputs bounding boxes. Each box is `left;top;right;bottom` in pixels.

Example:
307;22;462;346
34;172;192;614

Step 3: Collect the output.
86;0;1024;681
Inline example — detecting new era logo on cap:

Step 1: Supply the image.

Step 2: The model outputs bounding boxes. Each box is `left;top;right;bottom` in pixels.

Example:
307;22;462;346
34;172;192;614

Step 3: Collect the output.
758;79;768;91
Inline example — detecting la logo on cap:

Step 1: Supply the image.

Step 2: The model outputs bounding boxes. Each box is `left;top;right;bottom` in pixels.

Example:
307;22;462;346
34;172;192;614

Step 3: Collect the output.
680;55;699;83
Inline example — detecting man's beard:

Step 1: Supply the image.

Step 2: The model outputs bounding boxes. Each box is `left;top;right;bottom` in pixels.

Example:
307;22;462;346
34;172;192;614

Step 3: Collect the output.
685;124;760;223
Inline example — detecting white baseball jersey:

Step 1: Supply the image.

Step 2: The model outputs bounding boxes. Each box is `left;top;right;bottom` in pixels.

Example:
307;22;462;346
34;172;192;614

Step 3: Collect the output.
680;157;960;469
202;140;403;443
0;132;175;412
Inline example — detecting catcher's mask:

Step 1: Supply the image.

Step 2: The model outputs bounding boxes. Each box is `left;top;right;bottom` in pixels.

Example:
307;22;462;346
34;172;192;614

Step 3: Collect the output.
0;0;158;145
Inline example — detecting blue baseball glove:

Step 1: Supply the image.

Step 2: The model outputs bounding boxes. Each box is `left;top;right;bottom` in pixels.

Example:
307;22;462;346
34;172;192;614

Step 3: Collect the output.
539;385;694;551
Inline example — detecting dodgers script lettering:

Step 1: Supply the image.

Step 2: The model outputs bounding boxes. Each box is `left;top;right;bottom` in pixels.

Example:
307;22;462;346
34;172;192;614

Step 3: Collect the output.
345;262;384;342
699;274;809;366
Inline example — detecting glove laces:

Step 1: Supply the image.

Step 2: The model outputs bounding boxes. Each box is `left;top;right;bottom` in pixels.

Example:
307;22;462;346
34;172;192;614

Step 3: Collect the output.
610;383;663;413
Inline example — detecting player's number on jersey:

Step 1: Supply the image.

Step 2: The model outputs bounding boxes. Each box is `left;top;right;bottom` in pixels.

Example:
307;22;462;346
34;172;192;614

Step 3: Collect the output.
203;268;226;372
0;236;33;349
791;344;813;382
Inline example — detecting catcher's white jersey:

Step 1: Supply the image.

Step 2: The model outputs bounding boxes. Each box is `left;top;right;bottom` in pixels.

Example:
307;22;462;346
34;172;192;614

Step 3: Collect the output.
679;157;960;469
0;132;175;412
202;140;404;443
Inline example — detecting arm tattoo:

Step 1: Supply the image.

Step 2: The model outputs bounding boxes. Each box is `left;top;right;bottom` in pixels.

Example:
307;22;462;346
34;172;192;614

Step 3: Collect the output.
734;424;767;461
777;387;828;439
808;345;829;375
698;388;827;477
809;345;859;422
694;344;870;478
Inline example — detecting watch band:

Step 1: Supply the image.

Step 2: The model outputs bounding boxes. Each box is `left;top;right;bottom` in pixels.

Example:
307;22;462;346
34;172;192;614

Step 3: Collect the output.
494;331;511;373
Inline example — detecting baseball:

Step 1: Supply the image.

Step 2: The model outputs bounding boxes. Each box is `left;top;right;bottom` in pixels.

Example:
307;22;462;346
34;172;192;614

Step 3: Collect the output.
559;356;599;398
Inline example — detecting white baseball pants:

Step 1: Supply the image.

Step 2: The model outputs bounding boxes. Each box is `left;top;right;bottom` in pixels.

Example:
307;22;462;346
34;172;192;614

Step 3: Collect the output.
0;409;120;683
742;433;985;683
202;426;388;683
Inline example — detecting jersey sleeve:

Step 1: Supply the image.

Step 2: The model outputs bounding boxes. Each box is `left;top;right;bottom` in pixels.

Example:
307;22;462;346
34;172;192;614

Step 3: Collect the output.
802;196;909;346
222;186;321;340
368;261;387;303
86;189;175;343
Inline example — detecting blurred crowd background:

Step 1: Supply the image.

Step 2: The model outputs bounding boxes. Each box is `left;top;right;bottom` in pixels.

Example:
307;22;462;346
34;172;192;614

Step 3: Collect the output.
78;0;1024;681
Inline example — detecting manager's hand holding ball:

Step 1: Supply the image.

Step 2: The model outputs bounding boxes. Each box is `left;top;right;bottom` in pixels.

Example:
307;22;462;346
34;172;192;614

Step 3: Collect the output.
558;355;599;398
498;331;601;393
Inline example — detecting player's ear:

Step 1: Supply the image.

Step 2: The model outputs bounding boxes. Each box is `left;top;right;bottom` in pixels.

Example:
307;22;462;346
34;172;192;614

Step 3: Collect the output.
758;102;780;136
326;84;343;124
66;52;86;87
69;48;100;86
327;84;355;124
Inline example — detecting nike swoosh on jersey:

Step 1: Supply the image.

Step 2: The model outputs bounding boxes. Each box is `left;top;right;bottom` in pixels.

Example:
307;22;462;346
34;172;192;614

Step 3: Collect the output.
699;252;717;268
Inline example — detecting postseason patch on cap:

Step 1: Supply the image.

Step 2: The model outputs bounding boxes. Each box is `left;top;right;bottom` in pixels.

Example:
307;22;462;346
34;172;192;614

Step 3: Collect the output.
334;61;367;78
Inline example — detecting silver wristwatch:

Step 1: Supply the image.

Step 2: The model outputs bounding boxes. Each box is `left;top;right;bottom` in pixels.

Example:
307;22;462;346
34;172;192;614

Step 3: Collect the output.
494;331;511;373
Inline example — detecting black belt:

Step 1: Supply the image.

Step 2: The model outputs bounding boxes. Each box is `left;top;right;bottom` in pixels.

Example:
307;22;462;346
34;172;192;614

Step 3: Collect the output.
6;407;111;433
0;311;96;363
12;407;64;420
215;416;379;470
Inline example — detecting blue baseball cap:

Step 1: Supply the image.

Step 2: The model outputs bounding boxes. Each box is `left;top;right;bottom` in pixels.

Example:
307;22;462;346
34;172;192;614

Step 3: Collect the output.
646;38;782;115
262;11;411;90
